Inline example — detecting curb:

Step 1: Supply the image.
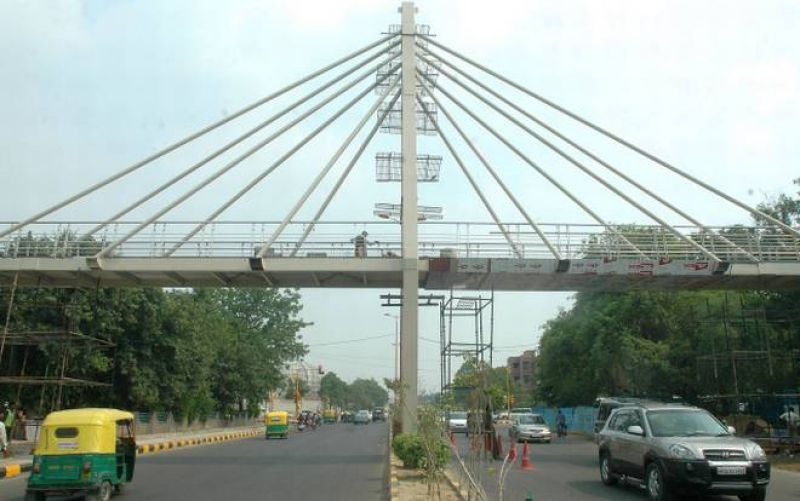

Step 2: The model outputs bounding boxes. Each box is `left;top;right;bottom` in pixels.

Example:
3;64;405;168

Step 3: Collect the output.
0;462;32;480
389;454;401;501
136;428;261;455
0;428;261;481
443;468;469;501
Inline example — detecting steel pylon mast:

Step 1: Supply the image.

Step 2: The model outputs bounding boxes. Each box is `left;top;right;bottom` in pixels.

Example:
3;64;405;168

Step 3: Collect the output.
399;0;419;433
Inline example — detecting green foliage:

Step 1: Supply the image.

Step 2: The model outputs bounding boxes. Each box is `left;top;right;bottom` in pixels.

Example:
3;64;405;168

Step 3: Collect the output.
451;357;517;411
392;432;450;470
0;287;309;418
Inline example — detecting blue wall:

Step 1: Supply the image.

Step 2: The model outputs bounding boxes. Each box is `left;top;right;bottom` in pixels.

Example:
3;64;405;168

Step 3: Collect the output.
530;406;596;434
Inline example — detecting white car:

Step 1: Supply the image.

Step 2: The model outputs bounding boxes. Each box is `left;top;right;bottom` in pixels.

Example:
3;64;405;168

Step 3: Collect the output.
447;411;468;434
510;413;552;443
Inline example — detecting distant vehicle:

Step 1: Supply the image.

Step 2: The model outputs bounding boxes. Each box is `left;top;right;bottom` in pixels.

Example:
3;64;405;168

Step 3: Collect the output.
447;411;468;434
510;413;552;443
340;411;353;423
597;402;770;501
372;408;386;422
354;410;371;425
511;407;533;415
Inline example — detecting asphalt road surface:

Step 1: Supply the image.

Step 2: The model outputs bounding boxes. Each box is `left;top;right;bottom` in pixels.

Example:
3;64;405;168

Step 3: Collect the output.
0;421;389;501
453;434;799;500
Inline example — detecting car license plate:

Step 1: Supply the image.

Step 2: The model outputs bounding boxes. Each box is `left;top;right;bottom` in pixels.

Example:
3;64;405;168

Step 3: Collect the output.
717;466;746;476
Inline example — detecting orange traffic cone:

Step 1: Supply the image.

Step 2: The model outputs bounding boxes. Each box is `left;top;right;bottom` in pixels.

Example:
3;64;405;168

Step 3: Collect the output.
521;442;533;471
508;442;517;462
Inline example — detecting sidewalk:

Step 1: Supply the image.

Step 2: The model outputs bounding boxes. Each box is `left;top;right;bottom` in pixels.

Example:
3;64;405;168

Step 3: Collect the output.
1;424;262;480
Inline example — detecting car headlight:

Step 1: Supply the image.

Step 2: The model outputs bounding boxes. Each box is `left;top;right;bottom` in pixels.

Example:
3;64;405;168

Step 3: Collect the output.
668;444;697;460
750;445;767;461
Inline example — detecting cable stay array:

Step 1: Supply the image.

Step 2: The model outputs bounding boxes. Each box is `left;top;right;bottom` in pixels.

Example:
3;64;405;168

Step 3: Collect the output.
1;19;799;267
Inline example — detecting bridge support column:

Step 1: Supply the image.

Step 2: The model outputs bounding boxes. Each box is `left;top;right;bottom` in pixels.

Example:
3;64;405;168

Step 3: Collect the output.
399;1;418;433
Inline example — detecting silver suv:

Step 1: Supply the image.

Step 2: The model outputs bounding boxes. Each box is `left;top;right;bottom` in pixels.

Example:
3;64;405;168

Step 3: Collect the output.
597;403;770;501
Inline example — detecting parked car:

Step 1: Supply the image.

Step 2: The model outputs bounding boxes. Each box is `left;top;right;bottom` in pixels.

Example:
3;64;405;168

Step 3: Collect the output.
597;402;770;501
353;410;371;425
372;408;386;422
447;411;468;434
510;413;552;443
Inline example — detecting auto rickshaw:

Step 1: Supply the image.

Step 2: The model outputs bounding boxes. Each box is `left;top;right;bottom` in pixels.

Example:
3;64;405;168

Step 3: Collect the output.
26;408;136;501
323;409;337;424
265;411;289;439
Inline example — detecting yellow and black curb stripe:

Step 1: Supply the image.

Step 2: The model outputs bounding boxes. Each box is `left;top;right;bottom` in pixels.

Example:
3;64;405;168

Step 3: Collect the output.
0;462;32;480
136;429;260;456
0;429;260;481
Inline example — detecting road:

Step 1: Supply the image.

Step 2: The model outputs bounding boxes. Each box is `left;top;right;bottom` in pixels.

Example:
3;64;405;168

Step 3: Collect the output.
0;422;389;501
453;434;799;500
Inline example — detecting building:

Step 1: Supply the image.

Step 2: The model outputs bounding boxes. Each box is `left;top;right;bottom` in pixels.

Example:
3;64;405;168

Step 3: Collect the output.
284;359;323;397
507;350;537;398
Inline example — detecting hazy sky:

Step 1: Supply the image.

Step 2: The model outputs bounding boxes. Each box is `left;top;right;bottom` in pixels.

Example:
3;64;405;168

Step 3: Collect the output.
1;1;799;391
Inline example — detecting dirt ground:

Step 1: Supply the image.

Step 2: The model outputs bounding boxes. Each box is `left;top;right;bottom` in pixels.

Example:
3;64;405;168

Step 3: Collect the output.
394;456;461;501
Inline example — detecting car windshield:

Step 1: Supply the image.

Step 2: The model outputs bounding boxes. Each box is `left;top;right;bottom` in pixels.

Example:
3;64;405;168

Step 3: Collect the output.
646;409;728;437
450;412;467;420
517;415;545;425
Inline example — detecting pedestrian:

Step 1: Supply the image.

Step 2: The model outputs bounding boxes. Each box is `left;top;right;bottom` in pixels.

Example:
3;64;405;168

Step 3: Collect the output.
780;406;799;438
351;231;368;258
0;411;8;458
12;407;26;441
3;404;14;444
557;409;567;438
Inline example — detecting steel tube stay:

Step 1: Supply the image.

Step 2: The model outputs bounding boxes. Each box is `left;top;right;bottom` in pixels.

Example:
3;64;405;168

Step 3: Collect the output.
290;92;404;257
418;34;800;240
98;60;397;259
419;47;757;263
420;54;721;263
166;67;402;257
414;91;522;258
420;50;759;262
0;33;398;241
415;70;562;260
84;40;400;238
416;71;647;258
256;77;401;256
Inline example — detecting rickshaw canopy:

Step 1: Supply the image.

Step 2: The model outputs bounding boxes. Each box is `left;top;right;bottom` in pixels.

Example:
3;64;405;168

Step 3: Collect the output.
266;411;289;425
36;408;135;455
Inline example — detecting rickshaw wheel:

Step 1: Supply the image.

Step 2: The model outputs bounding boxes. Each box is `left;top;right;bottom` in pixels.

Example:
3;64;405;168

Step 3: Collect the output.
87;480;113;501
114;482;125;494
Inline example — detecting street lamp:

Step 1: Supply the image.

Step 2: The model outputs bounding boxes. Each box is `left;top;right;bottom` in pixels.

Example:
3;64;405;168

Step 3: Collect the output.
384;313;400;381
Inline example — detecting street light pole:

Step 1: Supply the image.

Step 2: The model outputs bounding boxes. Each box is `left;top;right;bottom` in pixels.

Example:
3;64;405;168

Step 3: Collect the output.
384;313;400;381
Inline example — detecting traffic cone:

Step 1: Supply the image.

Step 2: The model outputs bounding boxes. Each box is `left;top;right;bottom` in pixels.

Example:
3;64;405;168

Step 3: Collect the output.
508;442;517;462
521;442;533;471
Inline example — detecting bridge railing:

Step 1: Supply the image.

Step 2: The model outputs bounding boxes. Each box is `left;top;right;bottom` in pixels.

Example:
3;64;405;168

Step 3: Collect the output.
1;221;798;262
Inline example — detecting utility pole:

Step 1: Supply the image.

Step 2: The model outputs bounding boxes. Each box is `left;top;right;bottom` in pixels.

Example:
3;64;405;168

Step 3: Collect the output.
385;313;400;381
399;0;419;433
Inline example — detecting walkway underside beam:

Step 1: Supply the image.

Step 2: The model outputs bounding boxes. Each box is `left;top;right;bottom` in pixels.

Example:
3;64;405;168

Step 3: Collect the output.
0;258;798;291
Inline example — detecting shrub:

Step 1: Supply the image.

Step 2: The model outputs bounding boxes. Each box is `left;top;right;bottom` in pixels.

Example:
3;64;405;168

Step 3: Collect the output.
392;432;450;469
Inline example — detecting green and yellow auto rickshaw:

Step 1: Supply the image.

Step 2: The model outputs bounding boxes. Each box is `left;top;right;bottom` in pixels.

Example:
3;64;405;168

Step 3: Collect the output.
26;408;136;501
323;409;337;424
265;411;289;439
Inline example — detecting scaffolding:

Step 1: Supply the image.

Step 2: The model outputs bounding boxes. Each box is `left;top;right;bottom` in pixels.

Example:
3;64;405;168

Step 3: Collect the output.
0;280;114;414
375;152;442;182
440;292;494;400
695;293;800;434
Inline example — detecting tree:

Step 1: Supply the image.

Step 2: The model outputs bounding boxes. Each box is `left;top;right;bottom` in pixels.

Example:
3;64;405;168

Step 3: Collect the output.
319;372;348;408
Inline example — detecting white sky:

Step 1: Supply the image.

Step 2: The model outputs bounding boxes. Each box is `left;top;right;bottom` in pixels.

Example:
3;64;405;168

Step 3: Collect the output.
1;0;798;391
